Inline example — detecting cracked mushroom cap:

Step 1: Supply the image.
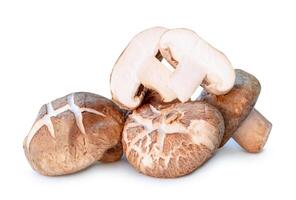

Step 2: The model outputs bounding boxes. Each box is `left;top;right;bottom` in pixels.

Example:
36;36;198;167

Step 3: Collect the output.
23;92;125;176
122;101;224;178
110;26;177;110
159;28;236;102
198;69;261;147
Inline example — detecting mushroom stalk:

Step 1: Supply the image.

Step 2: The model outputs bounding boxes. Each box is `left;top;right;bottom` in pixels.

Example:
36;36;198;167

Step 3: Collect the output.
232;109;272;153
198;69;272;151
168;60;206;102
138;57;176;102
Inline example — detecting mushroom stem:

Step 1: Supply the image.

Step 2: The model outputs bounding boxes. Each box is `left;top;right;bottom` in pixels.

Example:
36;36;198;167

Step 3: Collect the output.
138;57;176;102
168;61;206;102
232;109;272;153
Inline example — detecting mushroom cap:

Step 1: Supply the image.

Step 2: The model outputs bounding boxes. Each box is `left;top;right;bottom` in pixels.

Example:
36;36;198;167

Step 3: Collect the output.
122;101;224;178
110;27;176;110
198;69;261;147
159;28;235;102
23;92;125;176
100;142;123;163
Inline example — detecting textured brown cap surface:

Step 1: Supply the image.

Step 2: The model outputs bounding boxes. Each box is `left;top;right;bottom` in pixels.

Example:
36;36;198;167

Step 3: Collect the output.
199;69;261;147
23;92;125;176
122;101;224;178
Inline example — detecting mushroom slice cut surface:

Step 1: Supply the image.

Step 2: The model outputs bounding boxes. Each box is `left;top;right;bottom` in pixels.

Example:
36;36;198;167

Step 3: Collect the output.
110;26;176;110
159;28;236;102
122;101;224;178
23;92;125;176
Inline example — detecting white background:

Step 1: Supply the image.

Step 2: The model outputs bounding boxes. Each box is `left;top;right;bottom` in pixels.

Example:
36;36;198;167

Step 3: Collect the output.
0;0;295;199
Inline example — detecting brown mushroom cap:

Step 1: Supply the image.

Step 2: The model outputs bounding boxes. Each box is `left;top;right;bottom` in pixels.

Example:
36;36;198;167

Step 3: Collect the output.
23;92;125;176
122;101;224;178
100;142;123;163
198;69;261;147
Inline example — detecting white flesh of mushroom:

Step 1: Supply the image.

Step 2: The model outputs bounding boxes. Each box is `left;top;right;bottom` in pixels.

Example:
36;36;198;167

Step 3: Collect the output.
110;27;176;109
159;28;236;102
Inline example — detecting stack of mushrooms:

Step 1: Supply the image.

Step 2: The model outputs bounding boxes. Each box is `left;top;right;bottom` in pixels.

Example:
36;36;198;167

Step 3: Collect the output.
23;27;272;178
